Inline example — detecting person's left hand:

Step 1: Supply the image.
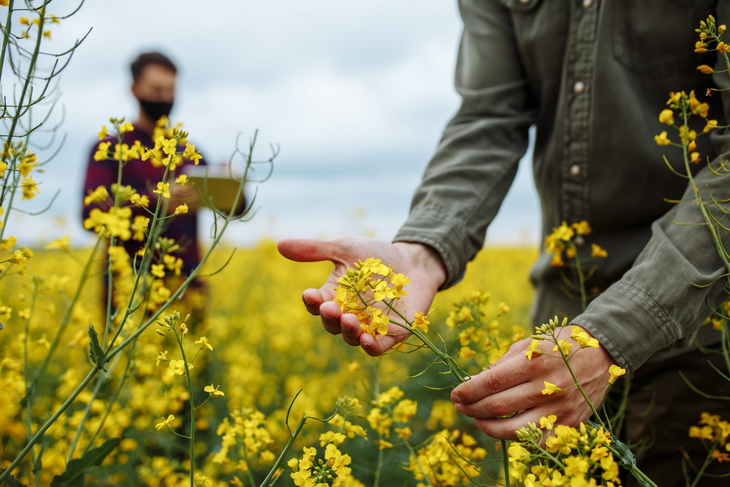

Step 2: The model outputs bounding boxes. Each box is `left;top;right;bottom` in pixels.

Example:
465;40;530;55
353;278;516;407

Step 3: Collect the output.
450;325;615;439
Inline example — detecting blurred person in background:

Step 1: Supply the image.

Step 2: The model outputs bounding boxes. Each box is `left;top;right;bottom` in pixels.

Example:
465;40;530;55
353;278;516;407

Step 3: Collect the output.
81;51;207;313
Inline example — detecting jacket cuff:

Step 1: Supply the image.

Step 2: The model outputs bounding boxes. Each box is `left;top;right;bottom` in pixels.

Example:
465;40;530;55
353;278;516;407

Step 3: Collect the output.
571;280;679;372
393;202;470;290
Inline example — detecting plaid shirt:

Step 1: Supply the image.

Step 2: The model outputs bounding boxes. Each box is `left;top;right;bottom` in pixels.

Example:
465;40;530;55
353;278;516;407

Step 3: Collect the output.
82;128;207;277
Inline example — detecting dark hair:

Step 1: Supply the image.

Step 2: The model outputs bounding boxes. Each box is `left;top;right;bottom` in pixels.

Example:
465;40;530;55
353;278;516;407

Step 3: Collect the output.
130;52;177;82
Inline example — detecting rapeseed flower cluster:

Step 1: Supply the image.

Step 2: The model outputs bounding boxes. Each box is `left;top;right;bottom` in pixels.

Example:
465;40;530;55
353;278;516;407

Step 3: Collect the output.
367;386;417;448
406;429;487;486
543;220;607;268
288;443;362;487
444;291;525;367
688;412;730;464
510;418;621;486
333;257;410;337
213;407;276;476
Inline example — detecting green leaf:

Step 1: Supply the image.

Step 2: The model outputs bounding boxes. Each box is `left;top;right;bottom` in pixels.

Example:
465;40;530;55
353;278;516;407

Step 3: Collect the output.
50;437;122;487
87;326;107;371
2;474;29;487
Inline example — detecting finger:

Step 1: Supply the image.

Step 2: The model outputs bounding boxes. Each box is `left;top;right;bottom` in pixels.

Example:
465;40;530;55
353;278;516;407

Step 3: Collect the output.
302;288;324;315
360;332;400;356
319;301;344;336
340;312;364;347
451;354;534;405
454;380;546;419
473;407;548;441
277;238;342;263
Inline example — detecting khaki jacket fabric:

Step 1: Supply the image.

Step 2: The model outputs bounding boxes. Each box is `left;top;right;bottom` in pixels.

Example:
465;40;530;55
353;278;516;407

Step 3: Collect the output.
394;0;730;372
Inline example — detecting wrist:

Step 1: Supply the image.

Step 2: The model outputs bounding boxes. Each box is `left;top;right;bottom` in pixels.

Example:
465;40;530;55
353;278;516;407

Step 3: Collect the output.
393;241;447;289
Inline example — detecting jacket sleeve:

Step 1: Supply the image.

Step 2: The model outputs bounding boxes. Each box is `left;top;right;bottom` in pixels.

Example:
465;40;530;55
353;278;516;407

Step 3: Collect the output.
573;6;730;372
393;0;536;288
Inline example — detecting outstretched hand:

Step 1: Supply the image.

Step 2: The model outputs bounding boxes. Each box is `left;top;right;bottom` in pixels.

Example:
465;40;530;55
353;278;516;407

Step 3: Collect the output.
277;237;447;356
451;325;615;439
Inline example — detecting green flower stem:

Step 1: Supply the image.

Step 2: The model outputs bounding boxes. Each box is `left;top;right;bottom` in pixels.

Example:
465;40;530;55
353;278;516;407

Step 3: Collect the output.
551;330;602;423
402;440;434;487
383;303;468;383
258;414;309;487
22;282;40;486
66;351;123;462
81;345;136;456
0;0;15;83
240;442;257;487
179;338;197;487
501;439;511;487
105;161;173;352
571;245;588;311
688;440;720;487
0;0;49;239
373;434;385;487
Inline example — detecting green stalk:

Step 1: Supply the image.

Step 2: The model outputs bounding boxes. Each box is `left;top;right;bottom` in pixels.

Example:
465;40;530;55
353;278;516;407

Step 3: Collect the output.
0;0;15;83
66;352;122;462
687;440;719;487
373;433;384;487
0;0;49;240
178;336;197;487
501;439;510;487
22;282;40;486
571;245;588;311
258;415;309;487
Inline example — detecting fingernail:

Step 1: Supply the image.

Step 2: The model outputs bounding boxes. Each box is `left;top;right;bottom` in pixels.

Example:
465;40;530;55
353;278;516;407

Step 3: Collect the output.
451;392;461;403
454;403;463;414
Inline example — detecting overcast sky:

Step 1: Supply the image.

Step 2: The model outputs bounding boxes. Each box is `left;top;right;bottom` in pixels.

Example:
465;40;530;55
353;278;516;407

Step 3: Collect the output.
11;0;540;248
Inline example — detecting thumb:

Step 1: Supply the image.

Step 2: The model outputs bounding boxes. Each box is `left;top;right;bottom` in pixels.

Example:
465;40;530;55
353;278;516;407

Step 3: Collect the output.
277;238;343;263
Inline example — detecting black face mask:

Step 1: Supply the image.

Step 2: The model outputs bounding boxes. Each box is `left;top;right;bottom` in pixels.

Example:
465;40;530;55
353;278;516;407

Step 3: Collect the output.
139;99;174;122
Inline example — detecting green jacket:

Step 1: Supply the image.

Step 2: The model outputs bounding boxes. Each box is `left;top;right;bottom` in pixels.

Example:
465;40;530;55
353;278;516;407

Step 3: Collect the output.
394;0;729;372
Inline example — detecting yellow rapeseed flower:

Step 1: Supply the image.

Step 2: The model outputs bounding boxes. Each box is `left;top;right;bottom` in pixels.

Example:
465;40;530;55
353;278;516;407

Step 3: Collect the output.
155;351;168;367
150;264;165;279
153;182;170;198
539;415;557;431
195;336;213;351
654;131;671;146
697;64;715;74
704;119;719;133
658;109;674;125
570;326;599;348
173;203;188;215
541;381;562;395
130;193;150;207
204;384;225;397
591;243;608;258
608;364;626;384
155;414;175;431
93;141;111;161
525;339;542;360
411;311;429;332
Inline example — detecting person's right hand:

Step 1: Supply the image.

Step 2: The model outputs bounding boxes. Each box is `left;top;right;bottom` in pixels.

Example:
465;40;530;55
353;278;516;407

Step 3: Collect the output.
277;237;447;356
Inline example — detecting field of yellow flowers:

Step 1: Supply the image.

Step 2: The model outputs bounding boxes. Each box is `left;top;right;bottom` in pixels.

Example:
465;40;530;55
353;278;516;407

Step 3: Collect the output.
0;240;537;486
